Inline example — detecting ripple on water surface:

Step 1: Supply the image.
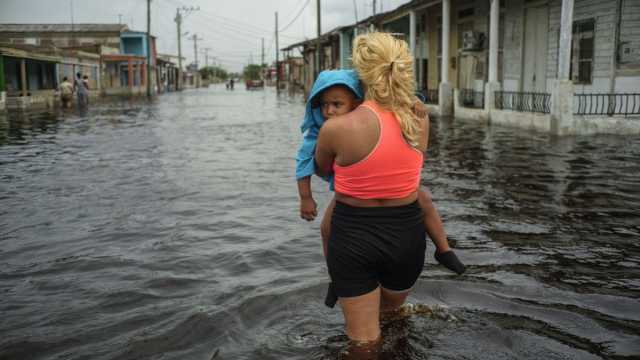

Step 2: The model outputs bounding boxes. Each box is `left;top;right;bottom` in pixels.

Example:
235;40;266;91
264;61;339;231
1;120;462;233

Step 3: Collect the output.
1;87;639;359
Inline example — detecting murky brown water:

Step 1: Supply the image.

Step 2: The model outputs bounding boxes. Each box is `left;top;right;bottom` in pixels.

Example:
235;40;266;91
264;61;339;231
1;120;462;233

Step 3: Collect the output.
1;85;639;359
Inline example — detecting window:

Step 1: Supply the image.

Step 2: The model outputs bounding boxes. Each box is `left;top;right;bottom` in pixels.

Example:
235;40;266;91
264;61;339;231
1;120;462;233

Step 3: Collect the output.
570;19;595;84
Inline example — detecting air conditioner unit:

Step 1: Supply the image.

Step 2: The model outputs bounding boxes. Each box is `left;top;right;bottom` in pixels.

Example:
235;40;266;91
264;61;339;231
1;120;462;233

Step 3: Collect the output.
462;31;484;51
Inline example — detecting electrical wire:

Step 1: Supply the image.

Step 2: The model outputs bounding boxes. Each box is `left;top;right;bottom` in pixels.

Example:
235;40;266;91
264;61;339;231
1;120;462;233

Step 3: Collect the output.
278;0;312;33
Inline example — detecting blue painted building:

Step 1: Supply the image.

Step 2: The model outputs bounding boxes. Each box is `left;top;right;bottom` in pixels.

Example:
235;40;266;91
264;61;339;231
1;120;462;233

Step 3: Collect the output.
120;31;156;65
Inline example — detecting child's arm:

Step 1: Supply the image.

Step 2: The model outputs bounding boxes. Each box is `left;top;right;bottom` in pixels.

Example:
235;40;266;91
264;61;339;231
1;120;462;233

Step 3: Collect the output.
297;176;317;221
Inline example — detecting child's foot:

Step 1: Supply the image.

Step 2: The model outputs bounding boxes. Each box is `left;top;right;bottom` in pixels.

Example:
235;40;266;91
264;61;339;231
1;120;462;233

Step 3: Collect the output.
434;250;466;274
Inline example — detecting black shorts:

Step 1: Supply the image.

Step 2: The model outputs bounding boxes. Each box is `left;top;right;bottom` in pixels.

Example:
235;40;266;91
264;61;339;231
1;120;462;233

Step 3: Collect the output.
327;200;426;298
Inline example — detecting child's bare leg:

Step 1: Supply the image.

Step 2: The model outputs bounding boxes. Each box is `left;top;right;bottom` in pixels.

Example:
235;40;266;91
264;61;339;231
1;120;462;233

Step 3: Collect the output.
418;189;466;274
320;197;336;258
417;189;450;253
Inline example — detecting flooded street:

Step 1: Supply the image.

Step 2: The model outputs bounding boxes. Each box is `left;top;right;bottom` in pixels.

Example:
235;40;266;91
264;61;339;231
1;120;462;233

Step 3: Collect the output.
1;85;639;360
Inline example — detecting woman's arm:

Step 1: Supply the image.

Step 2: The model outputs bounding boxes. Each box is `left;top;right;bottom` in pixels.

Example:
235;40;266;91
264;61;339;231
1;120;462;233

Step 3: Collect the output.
314;121;337;177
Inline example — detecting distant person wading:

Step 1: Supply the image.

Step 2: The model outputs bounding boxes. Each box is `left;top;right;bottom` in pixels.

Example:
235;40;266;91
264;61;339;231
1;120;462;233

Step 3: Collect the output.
74;72;89;108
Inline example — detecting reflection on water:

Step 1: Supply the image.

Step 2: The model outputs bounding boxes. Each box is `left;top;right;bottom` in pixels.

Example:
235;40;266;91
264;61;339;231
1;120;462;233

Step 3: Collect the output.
0;86;639;360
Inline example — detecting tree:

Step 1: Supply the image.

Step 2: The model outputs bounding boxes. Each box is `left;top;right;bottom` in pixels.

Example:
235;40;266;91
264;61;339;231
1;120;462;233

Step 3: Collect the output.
243;64;262;81
199;66;228;81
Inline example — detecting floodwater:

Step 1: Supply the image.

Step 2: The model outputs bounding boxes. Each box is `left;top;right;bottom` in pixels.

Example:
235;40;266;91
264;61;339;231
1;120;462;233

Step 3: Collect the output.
1;85;639;360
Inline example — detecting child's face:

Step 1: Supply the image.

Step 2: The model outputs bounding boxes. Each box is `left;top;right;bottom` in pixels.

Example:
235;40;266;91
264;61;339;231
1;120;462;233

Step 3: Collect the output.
320;86;360;120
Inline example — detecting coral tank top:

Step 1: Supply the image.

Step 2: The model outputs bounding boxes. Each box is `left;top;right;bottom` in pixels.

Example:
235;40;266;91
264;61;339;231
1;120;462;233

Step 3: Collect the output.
333;100;424;199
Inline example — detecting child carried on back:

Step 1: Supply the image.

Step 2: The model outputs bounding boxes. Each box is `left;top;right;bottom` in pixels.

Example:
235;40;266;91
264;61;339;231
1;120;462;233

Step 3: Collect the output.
295;70;465;307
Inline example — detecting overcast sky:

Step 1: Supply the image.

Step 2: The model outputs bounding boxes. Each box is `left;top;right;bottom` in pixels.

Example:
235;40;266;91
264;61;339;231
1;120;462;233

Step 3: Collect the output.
0;0;412;72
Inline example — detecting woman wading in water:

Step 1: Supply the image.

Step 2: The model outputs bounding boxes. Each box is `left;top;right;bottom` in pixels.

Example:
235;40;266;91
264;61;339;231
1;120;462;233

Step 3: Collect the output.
315;32;446;357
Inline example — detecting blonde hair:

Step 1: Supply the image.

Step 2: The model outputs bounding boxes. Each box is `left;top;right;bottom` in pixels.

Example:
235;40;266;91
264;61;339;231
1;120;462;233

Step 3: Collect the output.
351;32;421;147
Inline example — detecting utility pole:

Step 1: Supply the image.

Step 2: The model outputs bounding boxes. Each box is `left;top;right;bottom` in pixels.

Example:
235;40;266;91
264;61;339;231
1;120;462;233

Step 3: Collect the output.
373;0;377;15
190;33;203;70
175;6;199;91
353;0;358;23
275;12;279;93
146;0;152;97
261;37;265;80
70;0;75;46
202;47;210;68
175;8;183;90
316;0;321;79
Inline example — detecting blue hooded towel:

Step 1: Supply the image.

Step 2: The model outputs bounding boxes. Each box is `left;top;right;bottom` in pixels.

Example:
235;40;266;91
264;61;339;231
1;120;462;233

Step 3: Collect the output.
294;70;364;188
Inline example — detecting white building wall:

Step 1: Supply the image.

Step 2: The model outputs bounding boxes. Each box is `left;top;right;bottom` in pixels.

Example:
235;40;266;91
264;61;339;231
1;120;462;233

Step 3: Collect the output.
502;0;526;91
574;0;617;92
616;0;640;92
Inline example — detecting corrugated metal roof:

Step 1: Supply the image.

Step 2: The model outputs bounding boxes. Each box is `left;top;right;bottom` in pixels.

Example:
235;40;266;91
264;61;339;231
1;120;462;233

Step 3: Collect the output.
0;46;62;62
0;23;128;33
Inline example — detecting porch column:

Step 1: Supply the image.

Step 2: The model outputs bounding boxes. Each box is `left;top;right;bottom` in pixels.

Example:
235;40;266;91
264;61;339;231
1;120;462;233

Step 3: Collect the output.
339;32;345;69
128;59;133;89
96;64;101;93
20;59;28;97
0;55;5;92
142;61;147;87
409;10;416;78
0;55;5;111
551;0;575;135
558;0;574;80
439;0;453;116
488;0;499;83
441;0;450;82
485;0;501;113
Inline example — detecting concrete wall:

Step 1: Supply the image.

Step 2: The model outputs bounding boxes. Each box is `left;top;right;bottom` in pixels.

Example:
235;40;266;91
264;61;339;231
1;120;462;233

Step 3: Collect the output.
103;86;145;96
5;90;56;110
454;89;489;122
572;115;640;135
490;109;553;133
425;104;441;118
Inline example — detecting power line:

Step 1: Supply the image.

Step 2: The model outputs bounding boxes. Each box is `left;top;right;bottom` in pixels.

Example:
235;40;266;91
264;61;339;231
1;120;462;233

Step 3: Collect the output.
162;0;303;39
279;0;312;33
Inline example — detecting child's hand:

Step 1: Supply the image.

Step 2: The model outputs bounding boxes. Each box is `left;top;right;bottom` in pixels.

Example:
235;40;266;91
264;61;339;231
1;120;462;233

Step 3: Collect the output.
300;197;318;221
413;99;428;119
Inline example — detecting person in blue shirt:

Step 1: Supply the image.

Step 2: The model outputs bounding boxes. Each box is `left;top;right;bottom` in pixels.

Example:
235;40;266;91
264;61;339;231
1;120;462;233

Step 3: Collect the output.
295;70;465;307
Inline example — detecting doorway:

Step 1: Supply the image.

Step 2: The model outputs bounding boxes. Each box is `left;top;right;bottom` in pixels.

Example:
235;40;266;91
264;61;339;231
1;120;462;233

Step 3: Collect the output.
522;5;549;92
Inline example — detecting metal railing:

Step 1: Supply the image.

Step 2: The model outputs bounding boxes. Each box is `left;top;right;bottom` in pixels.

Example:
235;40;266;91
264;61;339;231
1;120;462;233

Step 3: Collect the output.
574;93;640;117
459;89;485;109
495;91;551;114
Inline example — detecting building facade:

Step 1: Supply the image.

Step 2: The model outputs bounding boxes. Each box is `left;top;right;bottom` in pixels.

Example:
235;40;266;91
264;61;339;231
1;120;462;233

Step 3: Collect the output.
284;0;640;135
0;24;162;100
0;46;59;109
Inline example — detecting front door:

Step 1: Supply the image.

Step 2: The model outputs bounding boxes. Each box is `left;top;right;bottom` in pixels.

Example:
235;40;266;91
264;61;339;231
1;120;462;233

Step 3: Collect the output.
522;5;549;92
